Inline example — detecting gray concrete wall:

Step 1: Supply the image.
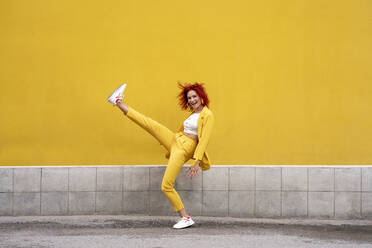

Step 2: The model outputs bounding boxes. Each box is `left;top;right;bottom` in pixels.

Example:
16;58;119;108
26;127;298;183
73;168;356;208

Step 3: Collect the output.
0;166;371;219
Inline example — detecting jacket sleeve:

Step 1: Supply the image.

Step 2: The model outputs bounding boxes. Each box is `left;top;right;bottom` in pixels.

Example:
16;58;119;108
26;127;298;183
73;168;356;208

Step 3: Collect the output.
192;112;215;162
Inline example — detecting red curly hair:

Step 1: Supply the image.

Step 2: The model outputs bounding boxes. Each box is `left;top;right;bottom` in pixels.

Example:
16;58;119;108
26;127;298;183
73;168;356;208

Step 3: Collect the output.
177;82;210;111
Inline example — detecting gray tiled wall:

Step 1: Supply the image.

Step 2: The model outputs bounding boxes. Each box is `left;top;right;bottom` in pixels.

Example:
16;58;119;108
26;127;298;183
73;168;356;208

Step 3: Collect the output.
0;166;371;219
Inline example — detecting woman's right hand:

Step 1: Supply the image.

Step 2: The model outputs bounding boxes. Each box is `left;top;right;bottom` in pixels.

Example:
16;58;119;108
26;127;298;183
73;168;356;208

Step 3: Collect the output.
187;161;200;179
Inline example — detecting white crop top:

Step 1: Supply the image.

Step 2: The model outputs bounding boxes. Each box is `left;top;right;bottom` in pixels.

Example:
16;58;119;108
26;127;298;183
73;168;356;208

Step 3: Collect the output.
183;113;200;135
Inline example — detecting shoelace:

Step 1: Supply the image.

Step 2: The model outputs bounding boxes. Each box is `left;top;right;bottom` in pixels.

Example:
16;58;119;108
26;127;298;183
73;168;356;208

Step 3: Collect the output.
176;216;190;223
182;217;191;222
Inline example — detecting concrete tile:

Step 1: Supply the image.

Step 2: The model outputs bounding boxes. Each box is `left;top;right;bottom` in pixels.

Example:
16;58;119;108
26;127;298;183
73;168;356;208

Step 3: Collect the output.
335;192;361;219
256;167;281;191
255;191;281;217
14;168;41;192
362;168;372;192
175;167;202;191
282;168;307;191
178;190;202;216
362;193;372;219
0;168;13;192
308;192;334;218
202;191;228;217
282;191;307;217
149;191;174;216
41;192;68;215
229;191;254;217
0;193;12;215
69;192;95;215
41;168;68;192
203;167;228;191
13;193;40;216
149;167;166;191
309;168;334;191
123;191;149;215
96;192;122;214
97;167;122;192
335;168;361;192
69;168;96;192
123;167;149;191
229;167;255;191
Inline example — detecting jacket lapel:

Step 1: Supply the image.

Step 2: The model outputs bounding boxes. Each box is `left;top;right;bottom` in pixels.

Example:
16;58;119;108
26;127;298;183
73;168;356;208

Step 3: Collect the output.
197;106;207;139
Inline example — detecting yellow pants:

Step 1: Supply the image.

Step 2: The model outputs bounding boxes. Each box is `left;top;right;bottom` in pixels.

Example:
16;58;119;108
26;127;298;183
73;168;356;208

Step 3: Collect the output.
126;107;197;212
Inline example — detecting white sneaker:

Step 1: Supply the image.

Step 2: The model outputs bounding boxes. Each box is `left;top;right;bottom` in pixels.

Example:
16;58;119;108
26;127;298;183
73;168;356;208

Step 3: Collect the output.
107;83;127;105
173;216;195;229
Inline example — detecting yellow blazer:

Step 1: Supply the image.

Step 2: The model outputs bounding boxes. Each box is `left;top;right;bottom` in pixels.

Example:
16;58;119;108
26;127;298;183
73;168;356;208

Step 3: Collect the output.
165;106;215;171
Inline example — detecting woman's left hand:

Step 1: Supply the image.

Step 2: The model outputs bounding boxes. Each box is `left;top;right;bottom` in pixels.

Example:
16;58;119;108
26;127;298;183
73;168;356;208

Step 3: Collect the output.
187;160;200;179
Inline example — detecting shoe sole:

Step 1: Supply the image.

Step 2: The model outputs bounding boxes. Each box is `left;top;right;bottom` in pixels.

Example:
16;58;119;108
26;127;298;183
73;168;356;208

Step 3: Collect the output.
173;220;195;229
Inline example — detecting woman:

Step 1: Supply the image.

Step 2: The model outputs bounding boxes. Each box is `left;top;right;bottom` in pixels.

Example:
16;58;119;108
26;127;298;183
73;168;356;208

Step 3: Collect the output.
107;82;214;229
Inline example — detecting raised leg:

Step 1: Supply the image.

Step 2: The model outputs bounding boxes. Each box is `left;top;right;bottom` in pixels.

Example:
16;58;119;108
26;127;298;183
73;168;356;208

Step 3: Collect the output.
116;100;175;152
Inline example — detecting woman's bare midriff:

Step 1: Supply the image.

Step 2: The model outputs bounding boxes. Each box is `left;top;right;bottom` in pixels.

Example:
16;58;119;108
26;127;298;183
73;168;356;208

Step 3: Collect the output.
183;132;198;141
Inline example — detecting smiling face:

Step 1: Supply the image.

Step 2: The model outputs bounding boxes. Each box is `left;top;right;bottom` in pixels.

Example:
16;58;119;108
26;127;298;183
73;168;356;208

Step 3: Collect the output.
187;89;203;112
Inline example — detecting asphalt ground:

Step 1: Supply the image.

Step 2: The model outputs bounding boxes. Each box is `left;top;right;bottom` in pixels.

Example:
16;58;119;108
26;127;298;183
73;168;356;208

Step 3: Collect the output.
0;215;372;248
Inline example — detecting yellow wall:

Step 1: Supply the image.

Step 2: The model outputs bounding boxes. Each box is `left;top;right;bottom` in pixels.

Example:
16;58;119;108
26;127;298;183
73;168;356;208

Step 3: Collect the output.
1;0;371;165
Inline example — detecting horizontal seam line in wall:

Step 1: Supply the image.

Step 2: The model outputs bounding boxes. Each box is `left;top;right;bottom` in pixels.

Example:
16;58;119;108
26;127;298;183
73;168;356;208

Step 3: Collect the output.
227;190;264;192
334;191;365;193
39;191;69;193
176;190;203;191
2;165;372;168
12;192;41;193
94;190;123;192
255;189;283;191
309;191;362;193
199;189;228;191
11;190;370;192
280;190;308;191
66;191;96;192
